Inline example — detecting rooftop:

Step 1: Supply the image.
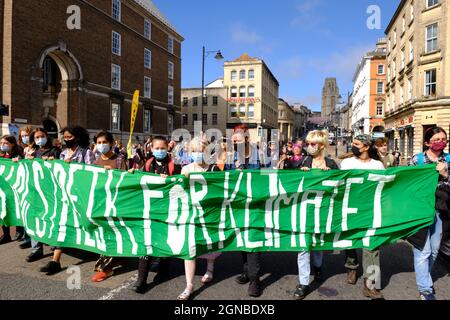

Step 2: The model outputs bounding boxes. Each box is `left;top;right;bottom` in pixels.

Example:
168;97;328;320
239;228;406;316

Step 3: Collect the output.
133;0;180;35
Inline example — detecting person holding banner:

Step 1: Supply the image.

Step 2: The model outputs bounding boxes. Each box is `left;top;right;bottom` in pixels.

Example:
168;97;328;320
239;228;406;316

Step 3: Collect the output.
91;131;128;282
133;136;180;293
408;127;449;300
294;130;339;300
23;128;61;262
340;134;385;300
0;135;24;245
177;137;222;301
39;126;95;276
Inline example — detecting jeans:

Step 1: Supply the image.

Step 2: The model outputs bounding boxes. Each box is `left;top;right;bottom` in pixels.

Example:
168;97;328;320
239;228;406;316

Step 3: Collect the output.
413;212;443;294
241;252;261;281
345;248;381;289
31;238;43;254
297;251;323;286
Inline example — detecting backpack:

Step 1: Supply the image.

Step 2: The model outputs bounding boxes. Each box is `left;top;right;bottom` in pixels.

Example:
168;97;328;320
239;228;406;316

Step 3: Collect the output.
417;152;450;165
145;157;175;176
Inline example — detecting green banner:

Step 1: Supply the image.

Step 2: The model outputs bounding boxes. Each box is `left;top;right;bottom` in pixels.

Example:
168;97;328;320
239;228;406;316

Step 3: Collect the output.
0;159;438;259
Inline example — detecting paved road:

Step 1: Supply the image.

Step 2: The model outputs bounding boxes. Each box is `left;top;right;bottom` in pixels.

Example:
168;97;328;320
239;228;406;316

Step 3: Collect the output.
0;236;448;301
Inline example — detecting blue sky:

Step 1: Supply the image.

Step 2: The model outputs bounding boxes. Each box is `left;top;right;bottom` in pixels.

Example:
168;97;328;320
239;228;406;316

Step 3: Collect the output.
153;0;399;111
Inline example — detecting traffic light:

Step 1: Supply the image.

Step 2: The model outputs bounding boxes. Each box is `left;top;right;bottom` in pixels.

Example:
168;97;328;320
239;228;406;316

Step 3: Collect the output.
0;104;9;116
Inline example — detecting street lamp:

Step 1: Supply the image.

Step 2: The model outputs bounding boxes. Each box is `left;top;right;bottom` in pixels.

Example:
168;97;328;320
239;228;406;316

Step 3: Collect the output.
201;46;224;132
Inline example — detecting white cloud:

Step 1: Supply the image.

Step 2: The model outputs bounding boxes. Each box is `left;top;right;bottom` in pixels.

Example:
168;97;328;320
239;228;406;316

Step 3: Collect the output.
277;56;304;79
231;23;263;44
290;0;325;27
309;43;374;84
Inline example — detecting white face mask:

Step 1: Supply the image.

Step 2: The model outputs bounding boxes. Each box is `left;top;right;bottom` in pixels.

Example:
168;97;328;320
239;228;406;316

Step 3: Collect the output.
306;145;320;156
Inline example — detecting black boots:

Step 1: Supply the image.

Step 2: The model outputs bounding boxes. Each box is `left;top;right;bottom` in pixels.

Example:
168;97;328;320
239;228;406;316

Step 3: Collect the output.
133;256;150;294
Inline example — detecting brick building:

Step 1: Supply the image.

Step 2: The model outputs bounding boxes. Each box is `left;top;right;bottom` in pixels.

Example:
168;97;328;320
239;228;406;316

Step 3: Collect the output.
0;0;183;142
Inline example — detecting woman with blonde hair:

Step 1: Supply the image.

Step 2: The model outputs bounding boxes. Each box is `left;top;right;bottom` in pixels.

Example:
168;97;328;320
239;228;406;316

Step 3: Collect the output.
294;130;339;300
177;137;222;300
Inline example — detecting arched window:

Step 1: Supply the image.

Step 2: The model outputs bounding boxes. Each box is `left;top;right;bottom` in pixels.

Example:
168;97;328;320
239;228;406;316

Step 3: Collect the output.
248;86;255;97
230;104;238;117
239;86;246;98
231;70;237;81
248;104;254;118
231;87;237;98
240;70;246;80
248;69;255;80
239;104;246;117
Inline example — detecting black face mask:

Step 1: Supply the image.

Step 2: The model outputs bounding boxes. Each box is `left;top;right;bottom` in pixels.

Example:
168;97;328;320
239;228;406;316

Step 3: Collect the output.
64;139;77;148
352;146;362;157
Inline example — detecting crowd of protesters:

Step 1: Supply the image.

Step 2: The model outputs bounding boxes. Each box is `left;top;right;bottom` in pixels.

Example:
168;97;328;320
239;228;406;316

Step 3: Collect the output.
0;124;449;301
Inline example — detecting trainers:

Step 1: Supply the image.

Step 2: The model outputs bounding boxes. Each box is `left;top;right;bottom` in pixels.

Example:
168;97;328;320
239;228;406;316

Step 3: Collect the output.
12;233;24;241
0;235;11;245
313;267;324;282
346;269;357;285
132;281;147;294
235;273;250;285
362;278;384;300
19;241;31;249
419;292;436;301
40;261;62;275
293;284;309;300
248;280;262;297
26;251;44;263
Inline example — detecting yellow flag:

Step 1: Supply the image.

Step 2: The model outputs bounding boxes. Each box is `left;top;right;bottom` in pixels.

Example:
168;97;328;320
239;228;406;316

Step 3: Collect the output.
127;90;140;159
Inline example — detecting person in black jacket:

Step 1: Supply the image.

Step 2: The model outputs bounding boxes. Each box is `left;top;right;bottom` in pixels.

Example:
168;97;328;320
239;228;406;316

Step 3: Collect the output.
293;130;339;300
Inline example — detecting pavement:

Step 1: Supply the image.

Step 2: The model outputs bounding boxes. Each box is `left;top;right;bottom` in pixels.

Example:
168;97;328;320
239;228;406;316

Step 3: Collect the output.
0;235;448;300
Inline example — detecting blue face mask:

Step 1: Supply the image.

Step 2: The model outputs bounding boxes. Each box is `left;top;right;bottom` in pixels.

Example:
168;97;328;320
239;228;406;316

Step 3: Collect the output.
22;136;30;145
35;138;48;147
153;149;168;160
191;152;204;163
97;144;111;155
0;145;10;152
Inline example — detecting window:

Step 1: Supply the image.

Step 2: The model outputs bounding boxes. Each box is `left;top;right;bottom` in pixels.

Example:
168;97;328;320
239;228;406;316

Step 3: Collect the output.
192;113;198;124
168;61;174;79
144;77;151;98
202;114;207;125
388;38;391;52
425;69;437;96
168;114;174;136
239;86;246;98
426;23;438;53
402;15;406;34
112;31;121;56
230;105;238;117
193;97;198;106
248;104;254;118
144;20;151;40
409;38;414;62
202;96;208;106
248;86;255;97
377;82;384;94
401;48;405;69
408;78;413;100
248;70;255;80
387;65;391;81
410;1;414;22
239;70;246;80
427;0;439;8
144;109;151;133
183;97;189;106
212;96;218;106
112;0;121;21
400;85;404;104
393;59;397;77
231;87;237;98
393;29;397;47
377;65;384;75
111;64;121;90
239;104;246;117
144;49;151;69
376;103;383;116
231;70;238;81
168;86;174;104
168;36;174;54
182;114;188;126
212;113;218;125
111;103;120;131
